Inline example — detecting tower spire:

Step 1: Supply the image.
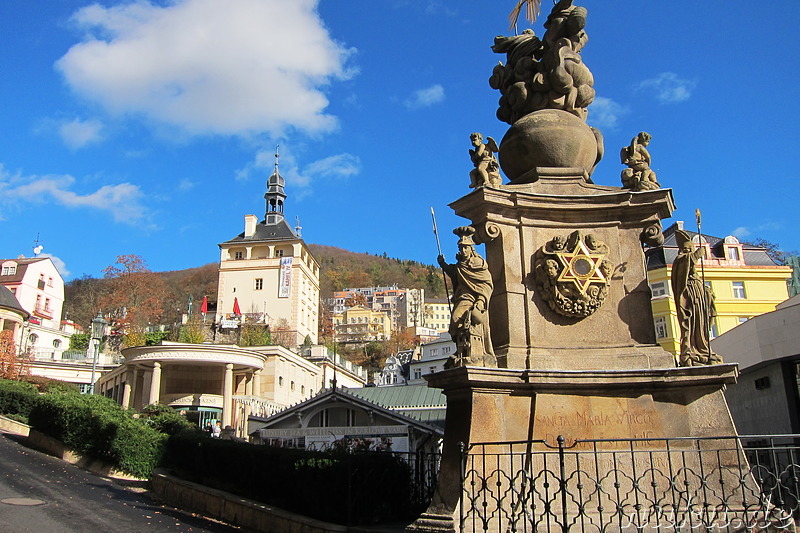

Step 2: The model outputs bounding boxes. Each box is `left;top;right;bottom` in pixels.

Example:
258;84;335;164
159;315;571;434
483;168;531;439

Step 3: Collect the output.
264;144;287;225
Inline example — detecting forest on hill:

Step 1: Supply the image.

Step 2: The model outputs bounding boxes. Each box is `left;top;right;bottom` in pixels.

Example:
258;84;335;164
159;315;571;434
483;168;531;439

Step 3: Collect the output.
64;245;447;332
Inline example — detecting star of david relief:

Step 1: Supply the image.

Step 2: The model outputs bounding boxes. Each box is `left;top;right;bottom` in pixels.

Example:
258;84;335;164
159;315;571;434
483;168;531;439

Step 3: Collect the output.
533;231;614;318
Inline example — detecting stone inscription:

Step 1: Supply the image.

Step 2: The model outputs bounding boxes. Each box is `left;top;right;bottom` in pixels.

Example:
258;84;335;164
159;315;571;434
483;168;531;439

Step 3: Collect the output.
533;394;666;445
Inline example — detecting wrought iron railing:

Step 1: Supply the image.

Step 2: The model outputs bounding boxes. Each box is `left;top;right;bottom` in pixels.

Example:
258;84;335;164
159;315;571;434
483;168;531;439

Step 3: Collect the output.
459;435;800;532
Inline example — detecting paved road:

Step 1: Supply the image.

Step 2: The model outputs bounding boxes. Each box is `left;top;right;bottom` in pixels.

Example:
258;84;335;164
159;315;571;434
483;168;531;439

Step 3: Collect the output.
0;431;242;533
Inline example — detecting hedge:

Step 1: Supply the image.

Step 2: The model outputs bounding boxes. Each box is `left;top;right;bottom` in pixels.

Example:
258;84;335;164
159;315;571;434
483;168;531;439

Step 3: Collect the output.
163;431;424;525
28;393;166;478
0;379;38;418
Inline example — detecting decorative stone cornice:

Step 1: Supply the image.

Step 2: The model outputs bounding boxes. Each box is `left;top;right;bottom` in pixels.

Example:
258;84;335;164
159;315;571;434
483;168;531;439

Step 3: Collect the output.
121;343;266;370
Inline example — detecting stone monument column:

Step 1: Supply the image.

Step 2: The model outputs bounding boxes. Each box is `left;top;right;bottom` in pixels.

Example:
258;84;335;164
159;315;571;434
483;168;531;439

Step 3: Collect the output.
409;2;741;530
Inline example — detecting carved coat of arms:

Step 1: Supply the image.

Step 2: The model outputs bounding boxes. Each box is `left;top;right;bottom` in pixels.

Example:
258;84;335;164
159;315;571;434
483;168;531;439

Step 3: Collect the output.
533;231;613;318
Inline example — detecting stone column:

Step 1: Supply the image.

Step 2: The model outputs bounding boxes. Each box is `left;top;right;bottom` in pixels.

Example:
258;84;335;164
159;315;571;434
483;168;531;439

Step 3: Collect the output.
222;363;234;428
148;362;162;405
252;369;262;397
121;368;134;409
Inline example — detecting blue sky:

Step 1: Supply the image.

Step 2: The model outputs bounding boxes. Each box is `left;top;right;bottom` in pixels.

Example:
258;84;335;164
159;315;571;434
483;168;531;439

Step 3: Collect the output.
2;0;799;281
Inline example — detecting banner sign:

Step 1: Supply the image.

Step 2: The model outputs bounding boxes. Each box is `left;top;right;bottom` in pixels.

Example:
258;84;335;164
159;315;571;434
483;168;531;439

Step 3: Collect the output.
278;256;293;298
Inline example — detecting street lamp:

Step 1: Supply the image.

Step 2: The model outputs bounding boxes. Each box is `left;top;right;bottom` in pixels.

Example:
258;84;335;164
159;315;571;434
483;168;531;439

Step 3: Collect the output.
89;312;107;394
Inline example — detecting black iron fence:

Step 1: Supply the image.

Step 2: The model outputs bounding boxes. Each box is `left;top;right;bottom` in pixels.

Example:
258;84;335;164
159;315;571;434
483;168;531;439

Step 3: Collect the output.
459;435;800;532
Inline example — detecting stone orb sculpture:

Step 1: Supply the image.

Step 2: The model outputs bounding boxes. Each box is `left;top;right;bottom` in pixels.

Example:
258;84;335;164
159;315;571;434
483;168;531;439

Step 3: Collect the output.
498;109;601;183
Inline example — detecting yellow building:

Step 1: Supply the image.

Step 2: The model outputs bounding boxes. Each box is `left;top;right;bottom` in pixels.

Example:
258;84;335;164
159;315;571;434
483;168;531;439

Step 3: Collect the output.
646;222;792;357
423;298;450;333
333;305;392;344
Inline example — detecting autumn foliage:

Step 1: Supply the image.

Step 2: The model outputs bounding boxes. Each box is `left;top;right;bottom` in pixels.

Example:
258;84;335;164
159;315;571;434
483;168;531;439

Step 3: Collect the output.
0;330;28;380
99;255;168;345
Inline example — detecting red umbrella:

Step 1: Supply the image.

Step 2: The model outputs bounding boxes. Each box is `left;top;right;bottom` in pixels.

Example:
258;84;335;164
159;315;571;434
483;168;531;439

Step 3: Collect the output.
232;297;241;316
200;296;208;314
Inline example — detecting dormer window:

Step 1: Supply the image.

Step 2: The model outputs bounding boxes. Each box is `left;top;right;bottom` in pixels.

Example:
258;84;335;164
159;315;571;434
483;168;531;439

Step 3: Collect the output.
1;262;16;276
722;236;743;262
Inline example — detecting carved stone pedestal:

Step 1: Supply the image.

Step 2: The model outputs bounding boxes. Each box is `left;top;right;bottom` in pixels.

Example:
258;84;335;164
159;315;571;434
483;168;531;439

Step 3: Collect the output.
451;167;675;371
407;365;740;532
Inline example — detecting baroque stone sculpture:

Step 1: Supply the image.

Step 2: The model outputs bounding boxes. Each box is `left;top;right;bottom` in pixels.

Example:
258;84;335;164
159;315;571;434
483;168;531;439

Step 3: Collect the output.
489;0;603;181
437;226;496;367
468;132;501;188
621;132;660;191
671;230;722;366
533;230;613;318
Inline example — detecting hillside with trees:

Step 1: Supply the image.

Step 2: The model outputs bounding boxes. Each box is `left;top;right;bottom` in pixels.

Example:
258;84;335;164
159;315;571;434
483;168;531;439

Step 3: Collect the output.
64;246;445;332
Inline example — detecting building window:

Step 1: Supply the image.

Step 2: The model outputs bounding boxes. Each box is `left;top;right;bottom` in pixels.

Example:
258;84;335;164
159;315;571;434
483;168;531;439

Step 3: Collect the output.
254;278;263;290
732;281;746;299
234;251;243;260
654;317;668;339
276;249;284;258
738;317;749;325
754;377;771;390
53;339;62;348
1;265;16;276
291;381;295;391
301;385;305;394
650;282;668;297
429;366;436;374
48;277;53;287
29;333;38;345
710;322;719;339
278;376;284;386
414;368;422;379
346;409;356;427
727;247;740;261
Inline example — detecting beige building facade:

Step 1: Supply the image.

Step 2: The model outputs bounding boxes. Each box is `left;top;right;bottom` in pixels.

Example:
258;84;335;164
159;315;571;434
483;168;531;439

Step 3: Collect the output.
216;157;319;348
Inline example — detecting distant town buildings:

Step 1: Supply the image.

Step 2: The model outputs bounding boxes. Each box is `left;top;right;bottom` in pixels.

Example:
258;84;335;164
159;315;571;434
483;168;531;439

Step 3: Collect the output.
375;333;455;386
216;153;319;347
423;298;450;333
646;222;792;357
329;285;426;341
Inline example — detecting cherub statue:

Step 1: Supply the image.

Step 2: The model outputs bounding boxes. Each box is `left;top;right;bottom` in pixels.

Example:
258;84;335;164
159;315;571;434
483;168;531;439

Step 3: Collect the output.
468;132;502;188
620;132;660;191
437;226;496;367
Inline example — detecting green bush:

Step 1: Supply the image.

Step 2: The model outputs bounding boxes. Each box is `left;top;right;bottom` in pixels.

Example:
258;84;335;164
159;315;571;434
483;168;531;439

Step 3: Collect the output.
239;324;270;347
69;333;90;351
22;375;81;394
144;331;169;346
139;403;197;436
28;394;166;478
0;379;39;417
162;432;421;525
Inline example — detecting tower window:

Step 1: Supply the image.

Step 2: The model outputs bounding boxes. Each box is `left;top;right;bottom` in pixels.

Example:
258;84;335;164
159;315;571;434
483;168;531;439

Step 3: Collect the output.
255;278;263;290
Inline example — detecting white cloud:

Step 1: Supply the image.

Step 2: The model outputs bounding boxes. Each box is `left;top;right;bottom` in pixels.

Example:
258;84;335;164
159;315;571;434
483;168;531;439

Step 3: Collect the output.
40;254;70;279
236;149;360;197
177;178;196;192
0;164;151;226
56;0;354;137
732;226;751;239
404;84;445;110
636;72;697;104
59;118;104;149
587;96;627;130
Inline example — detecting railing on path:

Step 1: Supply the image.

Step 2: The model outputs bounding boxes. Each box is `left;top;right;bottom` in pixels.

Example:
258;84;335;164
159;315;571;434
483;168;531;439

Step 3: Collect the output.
459;434;800;532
